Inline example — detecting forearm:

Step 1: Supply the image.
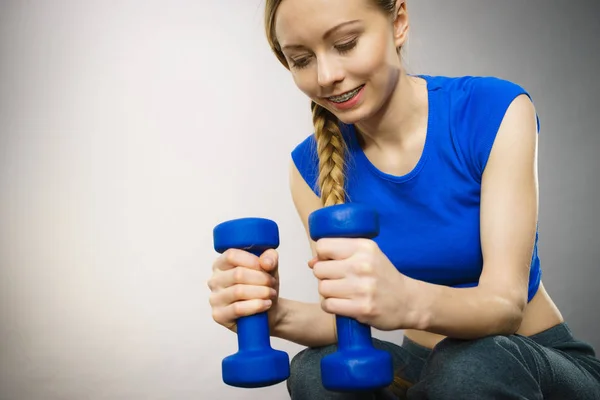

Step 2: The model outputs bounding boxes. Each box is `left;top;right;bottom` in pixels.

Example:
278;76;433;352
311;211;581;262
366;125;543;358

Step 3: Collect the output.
271;297;337;347
408;278;524;339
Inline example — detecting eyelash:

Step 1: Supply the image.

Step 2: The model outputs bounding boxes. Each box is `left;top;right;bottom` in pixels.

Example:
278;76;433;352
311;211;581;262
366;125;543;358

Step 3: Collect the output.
291;38;359;70
336;38;358;54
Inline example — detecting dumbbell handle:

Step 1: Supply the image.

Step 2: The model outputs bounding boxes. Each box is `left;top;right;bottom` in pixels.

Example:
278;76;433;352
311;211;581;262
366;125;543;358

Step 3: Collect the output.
236;313;270;350
336;315;373;350
332;248;376;350
234;248;272;352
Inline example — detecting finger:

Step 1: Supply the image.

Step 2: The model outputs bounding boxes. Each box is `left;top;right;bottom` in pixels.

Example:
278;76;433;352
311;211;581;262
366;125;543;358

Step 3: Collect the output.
218;299;273;322
259;249;279;273
216;284;277;306
320;297;365;320
213;249;261;272
207;277;216;291
307;256;318;269
318;279;354;299
315;238;363;261
219;266;277;289
312;259;348;280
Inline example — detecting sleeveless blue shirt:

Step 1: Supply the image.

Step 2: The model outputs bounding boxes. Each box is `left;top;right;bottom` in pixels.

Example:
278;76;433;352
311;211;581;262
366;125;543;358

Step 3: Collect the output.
291;75;542;302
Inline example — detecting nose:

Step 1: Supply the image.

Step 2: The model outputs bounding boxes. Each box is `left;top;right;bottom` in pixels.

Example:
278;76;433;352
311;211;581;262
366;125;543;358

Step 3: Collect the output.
317;55;344;88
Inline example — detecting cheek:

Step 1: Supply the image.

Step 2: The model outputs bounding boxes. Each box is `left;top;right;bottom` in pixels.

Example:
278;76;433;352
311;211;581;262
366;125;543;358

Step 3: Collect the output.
291;71;317;98
353;39;398;82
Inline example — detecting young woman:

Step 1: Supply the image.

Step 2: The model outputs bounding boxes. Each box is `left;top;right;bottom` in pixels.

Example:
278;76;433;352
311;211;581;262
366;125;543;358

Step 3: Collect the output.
208;0;600;398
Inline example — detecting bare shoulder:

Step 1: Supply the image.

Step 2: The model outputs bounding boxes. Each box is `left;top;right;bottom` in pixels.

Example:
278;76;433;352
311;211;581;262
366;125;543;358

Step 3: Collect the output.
289;158;322;257
485;93;538;173
499;93;537;140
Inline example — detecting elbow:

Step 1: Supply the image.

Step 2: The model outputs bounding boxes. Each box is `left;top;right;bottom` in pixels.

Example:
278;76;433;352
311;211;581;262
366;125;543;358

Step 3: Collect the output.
502;306;524;335
478;274;528;336
494;292;526;335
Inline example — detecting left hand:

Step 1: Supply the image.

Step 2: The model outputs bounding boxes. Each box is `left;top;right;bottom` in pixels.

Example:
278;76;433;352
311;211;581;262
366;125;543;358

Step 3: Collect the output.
308;238;412;331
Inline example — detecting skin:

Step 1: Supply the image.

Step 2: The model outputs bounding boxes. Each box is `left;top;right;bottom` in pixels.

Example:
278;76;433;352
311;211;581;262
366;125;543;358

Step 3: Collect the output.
208;0;565;349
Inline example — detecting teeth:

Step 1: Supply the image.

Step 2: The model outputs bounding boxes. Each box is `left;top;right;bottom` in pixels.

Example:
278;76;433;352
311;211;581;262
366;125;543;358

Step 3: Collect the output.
328;85;363;103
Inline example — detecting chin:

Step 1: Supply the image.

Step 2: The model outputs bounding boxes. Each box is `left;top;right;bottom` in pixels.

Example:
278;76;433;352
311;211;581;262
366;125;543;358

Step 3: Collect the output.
333;111;368;125
331;105;374;126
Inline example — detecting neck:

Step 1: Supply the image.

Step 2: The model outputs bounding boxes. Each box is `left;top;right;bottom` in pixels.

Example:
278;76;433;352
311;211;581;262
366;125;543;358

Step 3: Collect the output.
355;72;427;150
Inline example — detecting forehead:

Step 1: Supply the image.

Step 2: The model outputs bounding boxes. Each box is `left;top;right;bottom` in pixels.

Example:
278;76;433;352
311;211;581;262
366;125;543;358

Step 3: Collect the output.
275;0;377;46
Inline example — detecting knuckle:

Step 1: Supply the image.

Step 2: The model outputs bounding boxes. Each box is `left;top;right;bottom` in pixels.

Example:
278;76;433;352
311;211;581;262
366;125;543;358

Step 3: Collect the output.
315;239;327;256
232;302;245;317
208;292;218;307
265;272;275;286
356;261;373;275
320;297;329;313
233;284;245;300
312;262;321;278
211;308;222;323
224;249;238;265
232;267;245;283
265;248;279;261
318;280;327;295
362;300;376;319
359;280;375;296
361;239;378;253
263;287;273;299
360;303;371;319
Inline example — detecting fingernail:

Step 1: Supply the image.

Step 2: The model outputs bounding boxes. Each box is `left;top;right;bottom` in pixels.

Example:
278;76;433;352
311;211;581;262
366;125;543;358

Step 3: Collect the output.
264;299;272;307
264;257;273;267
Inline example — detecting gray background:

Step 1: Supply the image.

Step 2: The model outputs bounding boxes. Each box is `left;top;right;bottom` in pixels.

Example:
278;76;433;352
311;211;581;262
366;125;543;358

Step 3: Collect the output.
0;0;598;399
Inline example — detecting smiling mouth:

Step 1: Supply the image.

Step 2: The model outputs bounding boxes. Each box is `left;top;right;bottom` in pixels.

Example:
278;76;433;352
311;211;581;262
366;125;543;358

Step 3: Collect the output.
326;85;365;103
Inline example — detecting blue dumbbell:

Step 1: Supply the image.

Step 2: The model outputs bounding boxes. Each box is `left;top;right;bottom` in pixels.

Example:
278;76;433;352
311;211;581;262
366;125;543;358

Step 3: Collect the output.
308;203;394;391
213;217;290;388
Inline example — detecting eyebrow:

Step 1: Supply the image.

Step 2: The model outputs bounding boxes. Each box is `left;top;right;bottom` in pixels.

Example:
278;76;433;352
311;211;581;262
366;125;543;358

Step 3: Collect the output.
281;19;362;50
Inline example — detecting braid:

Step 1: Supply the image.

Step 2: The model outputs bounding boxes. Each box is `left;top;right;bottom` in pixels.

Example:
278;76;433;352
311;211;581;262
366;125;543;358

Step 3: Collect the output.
312;101;416;395
265;0;412;395
311;101;347;207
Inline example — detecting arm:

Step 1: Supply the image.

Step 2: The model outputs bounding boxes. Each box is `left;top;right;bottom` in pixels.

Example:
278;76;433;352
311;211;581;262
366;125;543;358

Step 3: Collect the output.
272;298;336;347
270;159;337;347
406;94;538;338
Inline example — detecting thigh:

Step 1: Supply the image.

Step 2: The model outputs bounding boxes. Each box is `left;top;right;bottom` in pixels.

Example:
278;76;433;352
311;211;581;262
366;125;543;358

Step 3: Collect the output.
407;333;600;400
530;336;600;399
408;335;546;400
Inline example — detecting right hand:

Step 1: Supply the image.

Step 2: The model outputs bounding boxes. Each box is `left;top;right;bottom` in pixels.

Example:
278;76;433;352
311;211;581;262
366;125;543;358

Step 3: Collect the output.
208;248;280;333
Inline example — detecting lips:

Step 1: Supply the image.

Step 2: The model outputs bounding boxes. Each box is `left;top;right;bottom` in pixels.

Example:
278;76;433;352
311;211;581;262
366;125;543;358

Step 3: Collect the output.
326;84;365;103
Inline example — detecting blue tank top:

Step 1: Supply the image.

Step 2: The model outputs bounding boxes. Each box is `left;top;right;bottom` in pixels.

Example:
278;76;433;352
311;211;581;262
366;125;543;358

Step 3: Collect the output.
291;75;542;302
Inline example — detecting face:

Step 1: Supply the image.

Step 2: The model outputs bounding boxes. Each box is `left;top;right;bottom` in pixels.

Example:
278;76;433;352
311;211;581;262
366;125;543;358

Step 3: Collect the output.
274;0;407;124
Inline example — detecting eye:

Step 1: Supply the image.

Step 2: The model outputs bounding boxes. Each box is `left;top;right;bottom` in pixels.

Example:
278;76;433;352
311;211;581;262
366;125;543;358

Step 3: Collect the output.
335;38;358;54
290;56;312;69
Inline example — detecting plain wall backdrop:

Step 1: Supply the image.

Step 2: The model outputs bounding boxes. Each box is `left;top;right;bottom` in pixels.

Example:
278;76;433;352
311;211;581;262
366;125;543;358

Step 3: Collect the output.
0;0;598;399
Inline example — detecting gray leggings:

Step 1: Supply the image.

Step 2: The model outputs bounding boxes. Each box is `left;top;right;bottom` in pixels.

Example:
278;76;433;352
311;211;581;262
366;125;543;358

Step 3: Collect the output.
286;323;600;399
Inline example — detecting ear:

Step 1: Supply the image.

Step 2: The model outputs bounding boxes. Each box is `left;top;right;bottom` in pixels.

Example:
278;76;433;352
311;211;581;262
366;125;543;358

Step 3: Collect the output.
392;1;410;49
